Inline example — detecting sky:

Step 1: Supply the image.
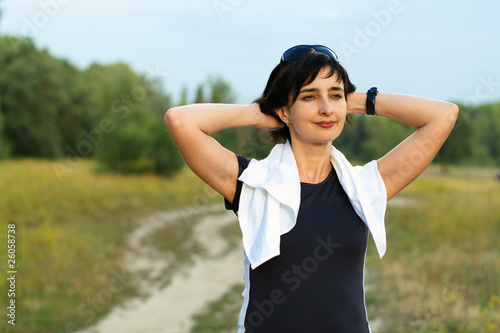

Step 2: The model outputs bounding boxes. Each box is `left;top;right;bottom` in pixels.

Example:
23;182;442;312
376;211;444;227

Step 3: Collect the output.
1;0;500;107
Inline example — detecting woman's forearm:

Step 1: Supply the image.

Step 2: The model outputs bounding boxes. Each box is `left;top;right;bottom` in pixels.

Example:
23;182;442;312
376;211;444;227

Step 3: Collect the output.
165;103;263;135
164;102;282;201
347;91;459;199
347;92;459;129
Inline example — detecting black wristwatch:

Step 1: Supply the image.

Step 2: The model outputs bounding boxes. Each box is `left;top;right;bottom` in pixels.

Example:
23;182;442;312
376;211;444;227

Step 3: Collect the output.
366;87;378;116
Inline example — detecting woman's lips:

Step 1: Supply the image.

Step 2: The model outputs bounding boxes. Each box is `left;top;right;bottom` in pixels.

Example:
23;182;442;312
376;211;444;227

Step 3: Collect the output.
315;121;335;128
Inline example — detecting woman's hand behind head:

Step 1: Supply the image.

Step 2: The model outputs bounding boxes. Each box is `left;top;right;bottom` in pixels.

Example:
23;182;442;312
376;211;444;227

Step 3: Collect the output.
251;103;286;132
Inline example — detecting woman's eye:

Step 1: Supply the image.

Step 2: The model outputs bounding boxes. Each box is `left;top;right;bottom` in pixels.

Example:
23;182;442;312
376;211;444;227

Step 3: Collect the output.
303;95;314;100
331;94;343;99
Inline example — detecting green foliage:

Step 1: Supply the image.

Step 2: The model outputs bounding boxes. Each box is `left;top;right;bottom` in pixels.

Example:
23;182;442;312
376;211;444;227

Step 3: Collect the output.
208;75;236;103
336;115;414;162
472;102;500;164
179;86;189;106
92;65;183;176
0;38;81;158
95;109;154;173
0;35;499;171
0;36;184;176
435;103;474;165
195;84;206;103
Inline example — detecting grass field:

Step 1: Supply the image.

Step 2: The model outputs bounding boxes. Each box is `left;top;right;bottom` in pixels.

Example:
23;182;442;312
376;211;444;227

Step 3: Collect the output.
1;160;499;332
0;159;216;333
367;166;500;332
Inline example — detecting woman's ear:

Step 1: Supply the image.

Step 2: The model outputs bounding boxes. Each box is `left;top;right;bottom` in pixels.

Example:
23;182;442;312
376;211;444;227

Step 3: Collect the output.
275;107;289;125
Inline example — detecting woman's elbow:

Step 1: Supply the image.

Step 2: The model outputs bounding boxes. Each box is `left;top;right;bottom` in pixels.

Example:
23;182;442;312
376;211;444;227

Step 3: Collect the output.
445;102;460;126
433;102;459;128
164;107;184;132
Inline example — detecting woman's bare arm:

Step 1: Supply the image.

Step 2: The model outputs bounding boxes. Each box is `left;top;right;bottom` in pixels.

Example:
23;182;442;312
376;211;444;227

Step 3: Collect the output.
347;92;459;200
164;103;282;202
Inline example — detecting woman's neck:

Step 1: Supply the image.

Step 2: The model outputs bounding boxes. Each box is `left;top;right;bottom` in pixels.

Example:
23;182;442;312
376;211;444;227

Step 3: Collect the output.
291;141;333;184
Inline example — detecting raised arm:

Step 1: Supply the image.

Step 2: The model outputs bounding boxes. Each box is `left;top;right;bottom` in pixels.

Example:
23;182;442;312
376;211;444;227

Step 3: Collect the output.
347;92;459;200
164;103;282;202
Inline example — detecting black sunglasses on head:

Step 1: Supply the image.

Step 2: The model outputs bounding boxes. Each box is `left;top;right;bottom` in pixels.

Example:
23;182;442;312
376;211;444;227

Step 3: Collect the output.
281;44;339;62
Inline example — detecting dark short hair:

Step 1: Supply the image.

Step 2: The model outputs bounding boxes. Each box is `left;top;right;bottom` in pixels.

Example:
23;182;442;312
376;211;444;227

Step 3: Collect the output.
254;49;356;143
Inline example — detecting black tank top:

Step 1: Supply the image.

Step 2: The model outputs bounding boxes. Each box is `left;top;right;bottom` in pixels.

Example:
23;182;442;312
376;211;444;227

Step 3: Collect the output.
226;155;371;333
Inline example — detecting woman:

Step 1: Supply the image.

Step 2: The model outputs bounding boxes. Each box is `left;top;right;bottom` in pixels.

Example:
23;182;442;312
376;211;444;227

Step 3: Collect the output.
164;45;458;332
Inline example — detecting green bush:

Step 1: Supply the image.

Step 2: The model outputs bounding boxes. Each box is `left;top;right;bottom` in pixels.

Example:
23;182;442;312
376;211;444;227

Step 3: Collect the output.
93;79;184;176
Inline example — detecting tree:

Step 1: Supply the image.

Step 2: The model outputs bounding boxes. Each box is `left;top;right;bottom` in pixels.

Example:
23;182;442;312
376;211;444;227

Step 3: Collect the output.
179;86;188;106
195;84;206;103
470;102;500;165
3;33;496;173
0;37;185;175
335;115;414;163
93;65;183;176
0;38;82;158
94;107;155;173
148;88;184;176
208;75;235;103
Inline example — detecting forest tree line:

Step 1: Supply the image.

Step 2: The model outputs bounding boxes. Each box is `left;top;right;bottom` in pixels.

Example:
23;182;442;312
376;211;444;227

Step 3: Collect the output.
0;36;499;178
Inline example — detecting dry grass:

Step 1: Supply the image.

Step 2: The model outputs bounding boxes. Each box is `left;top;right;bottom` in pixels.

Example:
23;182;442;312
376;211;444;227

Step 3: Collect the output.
0;159;214;333
367;165;500;332
2;159;497;332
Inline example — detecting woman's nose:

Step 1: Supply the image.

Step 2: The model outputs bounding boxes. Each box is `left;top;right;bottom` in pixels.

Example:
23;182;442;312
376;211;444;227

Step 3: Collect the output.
319;96;333;116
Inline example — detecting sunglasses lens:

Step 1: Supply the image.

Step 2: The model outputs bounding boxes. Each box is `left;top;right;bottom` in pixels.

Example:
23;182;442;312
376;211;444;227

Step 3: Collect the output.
282;46;310;62
281;45;338;62
314;46;339;61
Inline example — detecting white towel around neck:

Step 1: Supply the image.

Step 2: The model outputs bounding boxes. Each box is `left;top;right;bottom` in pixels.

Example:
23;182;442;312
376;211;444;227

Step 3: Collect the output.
237;141;387;269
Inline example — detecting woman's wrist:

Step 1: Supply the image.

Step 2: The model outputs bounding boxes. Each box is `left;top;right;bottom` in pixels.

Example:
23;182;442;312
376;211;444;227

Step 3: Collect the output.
246;103;264;127
346;91;367;115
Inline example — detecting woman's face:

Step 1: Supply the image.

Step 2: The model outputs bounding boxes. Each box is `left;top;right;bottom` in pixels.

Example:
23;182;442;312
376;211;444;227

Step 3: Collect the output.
281;66;347;146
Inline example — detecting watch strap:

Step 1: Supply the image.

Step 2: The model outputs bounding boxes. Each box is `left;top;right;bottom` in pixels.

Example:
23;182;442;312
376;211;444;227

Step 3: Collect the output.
366;87;378;116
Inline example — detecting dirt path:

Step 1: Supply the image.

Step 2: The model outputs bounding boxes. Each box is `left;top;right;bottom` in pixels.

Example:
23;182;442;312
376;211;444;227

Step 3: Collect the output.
79;205;243;333
79;198;408;332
